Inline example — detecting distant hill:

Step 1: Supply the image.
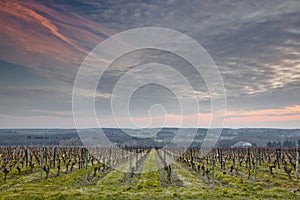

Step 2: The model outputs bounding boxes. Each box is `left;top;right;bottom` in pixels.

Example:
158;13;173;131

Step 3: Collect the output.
0;128;300;147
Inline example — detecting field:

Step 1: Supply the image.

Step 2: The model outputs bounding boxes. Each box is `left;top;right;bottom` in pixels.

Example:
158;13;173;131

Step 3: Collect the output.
1;146;300;199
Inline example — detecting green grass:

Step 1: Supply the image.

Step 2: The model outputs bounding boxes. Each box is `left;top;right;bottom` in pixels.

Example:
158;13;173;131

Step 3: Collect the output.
1;151;300;200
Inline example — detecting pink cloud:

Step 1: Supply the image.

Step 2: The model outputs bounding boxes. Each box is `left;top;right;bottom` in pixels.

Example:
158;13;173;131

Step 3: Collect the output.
0;0;114;76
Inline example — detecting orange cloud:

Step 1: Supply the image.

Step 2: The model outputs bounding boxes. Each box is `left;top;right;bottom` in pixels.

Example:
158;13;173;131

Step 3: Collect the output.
108;105;300;128
226;105;300;118
0;0;113;74
224;105;300;127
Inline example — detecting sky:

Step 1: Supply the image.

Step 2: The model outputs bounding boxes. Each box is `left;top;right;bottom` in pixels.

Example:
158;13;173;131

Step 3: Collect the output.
0;0;299;128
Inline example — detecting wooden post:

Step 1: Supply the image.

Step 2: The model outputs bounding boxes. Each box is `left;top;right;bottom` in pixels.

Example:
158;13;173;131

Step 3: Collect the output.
219;148;223;170
171;150;174;171
254;152;258;182
108;148;112;168
276;148;281;169
53;147;57;168
237;148;240;166
135;148;138;170
248;147;251;169
258;147;261;166
40;148;43;182
122;148;124;163
84;149;89;181
164;148;167;167
212;149;215;186
25;147;28;167
129;149;132;183
296;150;299;181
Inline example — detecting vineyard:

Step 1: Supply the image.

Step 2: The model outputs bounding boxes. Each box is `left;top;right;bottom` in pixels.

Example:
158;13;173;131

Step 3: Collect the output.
1;146;300;199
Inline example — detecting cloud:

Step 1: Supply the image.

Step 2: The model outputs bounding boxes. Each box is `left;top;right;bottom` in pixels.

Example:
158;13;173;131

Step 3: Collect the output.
0;0;299;128
0;85;71;117
0;0;115;83
224;105;300;128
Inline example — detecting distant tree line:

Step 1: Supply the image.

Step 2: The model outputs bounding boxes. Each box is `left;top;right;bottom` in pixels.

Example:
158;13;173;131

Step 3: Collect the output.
266;140;300;148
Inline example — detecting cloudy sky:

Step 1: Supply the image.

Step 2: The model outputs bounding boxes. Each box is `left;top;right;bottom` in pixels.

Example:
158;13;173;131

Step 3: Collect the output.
0;0;299;128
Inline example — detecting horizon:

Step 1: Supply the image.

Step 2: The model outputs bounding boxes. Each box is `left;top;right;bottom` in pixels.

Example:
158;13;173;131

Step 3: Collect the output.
1;127;300;130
